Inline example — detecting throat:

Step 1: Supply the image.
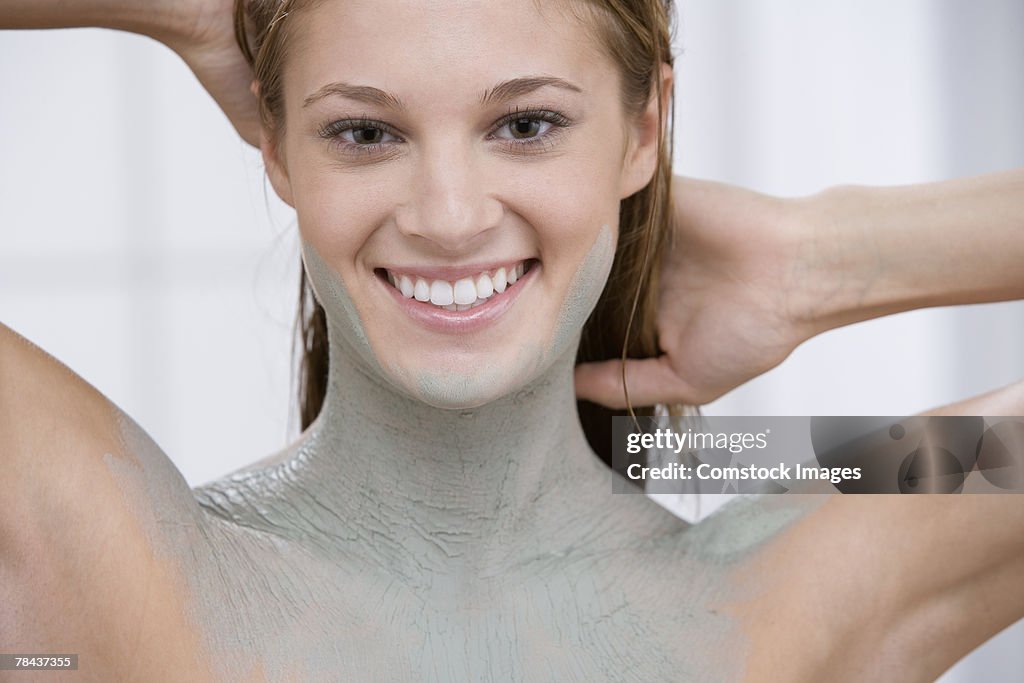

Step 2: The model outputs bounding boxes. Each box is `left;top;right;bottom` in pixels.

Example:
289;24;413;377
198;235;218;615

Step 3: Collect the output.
196;319;613;581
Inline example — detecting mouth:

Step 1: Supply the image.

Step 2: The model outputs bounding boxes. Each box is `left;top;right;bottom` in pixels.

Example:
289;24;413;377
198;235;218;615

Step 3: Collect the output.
374;259;538;312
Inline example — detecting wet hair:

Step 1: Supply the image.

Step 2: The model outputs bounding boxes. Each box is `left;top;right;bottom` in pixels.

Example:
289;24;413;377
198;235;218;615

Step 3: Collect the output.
235;0;688;467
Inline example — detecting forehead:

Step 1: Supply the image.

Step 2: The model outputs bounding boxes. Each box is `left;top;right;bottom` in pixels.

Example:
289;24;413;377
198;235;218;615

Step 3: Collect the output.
284;0;613;108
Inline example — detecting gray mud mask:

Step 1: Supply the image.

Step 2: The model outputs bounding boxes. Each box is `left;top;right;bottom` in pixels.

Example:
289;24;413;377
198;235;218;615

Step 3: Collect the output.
100;221;820;681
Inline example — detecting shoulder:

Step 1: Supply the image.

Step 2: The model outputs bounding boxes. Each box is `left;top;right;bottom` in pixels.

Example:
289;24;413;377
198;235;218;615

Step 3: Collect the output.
0;321;211;676
0;320;201;543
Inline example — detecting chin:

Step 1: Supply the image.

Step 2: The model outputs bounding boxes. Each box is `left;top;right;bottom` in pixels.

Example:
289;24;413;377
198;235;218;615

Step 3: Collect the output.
385;343;550;410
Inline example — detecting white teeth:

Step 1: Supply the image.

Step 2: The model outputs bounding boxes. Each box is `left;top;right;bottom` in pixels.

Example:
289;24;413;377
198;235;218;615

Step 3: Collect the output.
413;279;430;302
430;280;455;306
493;267;508;293
386;261;531;310
399;275;414;298
453;277;477;305
475;273;493;298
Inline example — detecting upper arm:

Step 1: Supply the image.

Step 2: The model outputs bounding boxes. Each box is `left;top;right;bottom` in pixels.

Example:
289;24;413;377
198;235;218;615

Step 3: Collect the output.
0;320;130;555
0;320;198;549
732;493;1024;683
811;495;1024;681
0;321;207;671
871;495;1024;679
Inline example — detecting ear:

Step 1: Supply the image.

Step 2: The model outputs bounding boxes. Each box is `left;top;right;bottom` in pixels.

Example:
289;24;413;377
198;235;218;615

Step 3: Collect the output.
262;132;295;208
252;81;295;208
618;62;674;200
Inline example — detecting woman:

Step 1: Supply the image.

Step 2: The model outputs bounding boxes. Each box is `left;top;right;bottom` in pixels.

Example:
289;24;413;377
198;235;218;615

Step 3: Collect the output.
2;0;1023;681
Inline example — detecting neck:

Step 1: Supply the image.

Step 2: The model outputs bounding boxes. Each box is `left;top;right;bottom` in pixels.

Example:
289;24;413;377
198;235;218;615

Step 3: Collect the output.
202;316;617;585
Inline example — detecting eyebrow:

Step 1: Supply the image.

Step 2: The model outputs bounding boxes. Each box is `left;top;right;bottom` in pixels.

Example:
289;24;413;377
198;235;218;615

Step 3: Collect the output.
479;76;583;106
303;83;406;110
302;76;583;110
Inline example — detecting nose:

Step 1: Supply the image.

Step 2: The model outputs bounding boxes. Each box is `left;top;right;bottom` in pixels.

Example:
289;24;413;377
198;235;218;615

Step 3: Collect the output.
394;140;503;252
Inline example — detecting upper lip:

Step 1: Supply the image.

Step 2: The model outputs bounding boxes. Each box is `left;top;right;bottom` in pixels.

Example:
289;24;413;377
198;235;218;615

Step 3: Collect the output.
376;259;534;281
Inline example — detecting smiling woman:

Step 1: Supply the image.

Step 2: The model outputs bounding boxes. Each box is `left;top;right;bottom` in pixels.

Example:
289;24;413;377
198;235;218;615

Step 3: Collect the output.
249;0;679;419
3;0;1024;681
243;0;680;445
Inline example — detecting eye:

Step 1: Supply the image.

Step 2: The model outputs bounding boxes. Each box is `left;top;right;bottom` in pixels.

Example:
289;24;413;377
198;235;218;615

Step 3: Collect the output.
317;118;402;157
317;109;573;158
490;108;573;152
500;118;550;140
342;125;397;146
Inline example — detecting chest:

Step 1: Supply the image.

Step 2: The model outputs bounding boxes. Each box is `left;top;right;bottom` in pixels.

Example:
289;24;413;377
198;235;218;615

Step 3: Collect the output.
102;502;885;683
172;546;750;683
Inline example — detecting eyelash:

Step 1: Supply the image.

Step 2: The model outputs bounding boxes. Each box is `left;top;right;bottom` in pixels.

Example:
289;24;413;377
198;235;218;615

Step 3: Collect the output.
315;106;573;158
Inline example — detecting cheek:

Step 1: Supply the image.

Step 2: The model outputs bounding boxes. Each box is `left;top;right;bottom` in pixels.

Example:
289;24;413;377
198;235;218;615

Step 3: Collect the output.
509;180;619;364
290;169;398;377
547;222;616;359
515;157;621;270
289;163;393;266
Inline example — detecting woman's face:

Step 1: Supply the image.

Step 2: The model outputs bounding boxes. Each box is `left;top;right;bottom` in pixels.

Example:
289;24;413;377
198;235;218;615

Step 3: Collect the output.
265;0;664;408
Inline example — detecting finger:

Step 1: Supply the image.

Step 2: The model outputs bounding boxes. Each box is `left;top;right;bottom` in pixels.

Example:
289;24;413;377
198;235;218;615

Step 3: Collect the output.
574;356;708;408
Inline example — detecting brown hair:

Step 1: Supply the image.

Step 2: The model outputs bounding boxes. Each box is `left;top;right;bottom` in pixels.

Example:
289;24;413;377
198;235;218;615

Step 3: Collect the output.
235;0;686;468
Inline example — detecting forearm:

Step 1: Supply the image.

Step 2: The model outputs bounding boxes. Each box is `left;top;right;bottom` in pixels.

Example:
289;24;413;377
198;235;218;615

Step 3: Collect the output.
0;0;181;41
792;169;1024;336
2;0;260;146
919;378;1024;416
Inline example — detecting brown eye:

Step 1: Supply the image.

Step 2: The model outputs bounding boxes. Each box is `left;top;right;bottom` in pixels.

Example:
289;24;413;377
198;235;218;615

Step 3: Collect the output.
352;127;385;144
318;118;401;156
508;118;542;139
492;111;566;145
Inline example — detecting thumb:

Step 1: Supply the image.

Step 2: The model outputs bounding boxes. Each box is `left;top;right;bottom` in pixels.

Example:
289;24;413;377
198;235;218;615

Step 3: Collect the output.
574;356;704;408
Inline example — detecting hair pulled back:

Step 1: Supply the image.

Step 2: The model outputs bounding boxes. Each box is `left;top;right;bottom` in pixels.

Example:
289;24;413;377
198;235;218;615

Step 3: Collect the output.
234;0;688;466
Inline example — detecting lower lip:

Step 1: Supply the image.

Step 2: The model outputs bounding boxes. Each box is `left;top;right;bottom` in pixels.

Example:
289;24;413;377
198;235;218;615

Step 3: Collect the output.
378;264;538;335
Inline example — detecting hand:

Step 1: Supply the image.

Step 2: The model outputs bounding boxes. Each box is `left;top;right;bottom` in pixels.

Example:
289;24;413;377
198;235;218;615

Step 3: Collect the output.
575;177;818;407
1;0;259;146
158;0;261;146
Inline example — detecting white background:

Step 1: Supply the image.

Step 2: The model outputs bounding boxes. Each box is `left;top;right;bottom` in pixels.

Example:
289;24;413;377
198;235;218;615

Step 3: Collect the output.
1;1;1021;679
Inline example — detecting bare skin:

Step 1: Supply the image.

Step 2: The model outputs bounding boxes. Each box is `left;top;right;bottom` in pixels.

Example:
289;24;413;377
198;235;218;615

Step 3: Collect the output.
2;1;1024;681
575;171;1024;407
0;0;258;146
3;324;1023;682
